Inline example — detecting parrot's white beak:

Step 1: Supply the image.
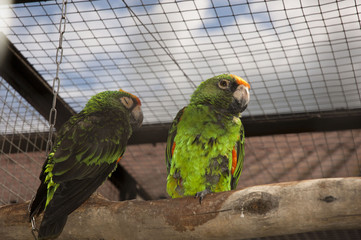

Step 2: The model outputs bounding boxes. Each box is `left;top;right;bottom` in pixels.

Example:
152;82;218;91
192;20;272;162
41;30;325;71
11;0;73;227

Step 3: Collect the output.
233;84;250;109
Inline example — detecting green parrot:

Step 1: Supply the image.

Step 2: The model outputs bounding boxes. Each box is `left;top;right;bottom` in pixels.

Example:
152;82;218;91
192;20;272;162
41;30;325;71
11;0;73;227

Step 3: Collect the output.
166;74;250;201
29;89;143;240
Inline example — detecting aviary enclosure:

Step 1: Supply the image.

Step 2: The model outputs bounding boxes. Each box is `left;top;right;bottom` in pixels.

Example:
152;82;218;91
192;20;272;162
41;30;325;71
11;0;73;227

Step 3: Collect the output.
0;0;360;239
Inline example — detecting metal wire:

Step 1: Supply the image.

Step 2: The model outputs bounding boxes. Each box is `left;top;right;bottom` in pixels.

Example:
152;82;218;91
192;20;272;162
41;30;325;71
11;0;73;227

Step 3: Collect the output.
122;0;197;89
46;0;68;156
28;0;68;239
0;0;360;208
0;79;48;205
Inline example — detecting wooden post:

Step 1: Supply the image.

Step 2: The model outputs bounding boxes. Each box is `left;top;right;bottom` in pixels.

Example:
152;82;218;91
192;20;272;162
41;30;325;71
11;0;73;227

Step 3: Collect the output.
1;177;360;240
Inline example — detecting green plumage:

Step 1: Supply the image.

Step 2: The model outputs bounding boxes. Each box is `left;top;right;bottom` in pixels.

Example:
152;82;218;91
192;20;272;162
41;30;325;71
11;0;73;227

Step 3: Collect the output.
166;74;250;199
29;90;142;240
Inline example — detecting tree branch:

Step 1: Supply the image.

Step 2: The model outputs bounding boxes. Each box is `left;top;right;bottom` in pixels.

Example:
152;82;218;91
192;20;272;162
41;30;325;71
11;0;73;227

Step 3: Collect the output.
1;177;361;240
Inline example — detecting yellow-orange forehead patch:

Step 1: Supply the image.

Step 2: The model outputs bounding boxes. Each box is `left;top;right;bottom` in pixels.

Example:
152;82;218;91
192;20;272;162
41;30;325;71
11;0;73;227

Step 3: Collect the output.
119;89;141;105
229;74;250;89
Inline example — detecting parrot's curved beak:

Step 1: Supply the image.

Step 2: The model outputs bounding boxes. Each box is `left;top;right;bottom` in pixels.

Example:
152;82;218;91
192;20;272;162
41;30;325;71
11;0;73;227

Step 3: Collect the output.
130;105;143;129
231;84;250;114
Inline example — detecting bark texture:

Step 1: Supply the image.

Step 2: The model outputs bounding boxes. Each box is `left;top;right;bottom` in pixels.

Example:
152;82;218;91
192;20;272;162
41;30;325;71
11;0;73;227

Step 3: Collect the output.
0;177;360;240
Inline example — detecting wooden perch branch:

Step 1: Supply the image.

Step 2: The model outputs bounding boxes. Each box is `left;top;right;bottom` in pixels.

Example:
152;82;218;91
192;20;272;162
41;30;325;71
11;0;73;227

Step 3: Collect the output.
1;177;361;240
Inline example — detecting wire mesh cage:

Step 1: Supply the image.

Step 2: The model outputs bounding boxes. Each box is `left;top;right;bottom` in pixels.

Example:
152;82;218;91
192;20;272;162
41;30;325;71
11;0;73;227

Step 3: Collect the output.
0;1;361;238
0;76;120;204
0;76;48;204
2;0;360;120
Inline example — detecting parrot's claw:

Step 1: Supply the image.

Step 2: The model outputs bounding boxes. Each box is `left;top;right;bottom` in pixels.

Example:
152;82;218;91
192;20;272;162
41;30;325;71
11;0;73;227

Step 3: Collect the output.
195;189;211;204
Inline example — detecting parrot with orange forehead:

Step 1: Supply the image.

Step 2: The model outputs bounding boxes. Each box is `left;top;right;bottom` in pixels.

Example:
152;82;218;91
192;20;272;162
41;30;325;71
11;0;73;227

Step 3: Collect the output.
29;89;143;239
166;74;250;202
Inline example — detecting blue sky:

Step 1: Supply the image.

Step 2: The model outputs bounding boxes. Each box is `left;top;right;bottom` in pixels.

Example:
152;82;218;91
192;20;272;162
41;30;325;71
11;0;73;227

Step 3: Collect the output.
0;0;361;132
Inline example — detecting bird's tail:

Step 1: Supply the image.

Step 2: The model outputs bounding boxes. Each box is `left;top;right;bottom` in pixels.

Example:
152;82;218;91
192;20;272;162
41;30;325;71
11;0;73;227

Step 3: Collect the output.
29;182;47;221
38;215;68;240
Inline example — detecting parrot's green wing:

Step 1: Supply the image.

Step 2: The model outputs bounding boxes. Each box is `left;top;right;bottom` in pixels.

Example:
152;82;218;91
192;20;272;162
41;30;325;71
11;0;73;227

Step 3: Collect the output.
166;107;185;175
51;112;127;181
35;110;129;231
46;110;127;183
30;89;143;240
231;122;245;190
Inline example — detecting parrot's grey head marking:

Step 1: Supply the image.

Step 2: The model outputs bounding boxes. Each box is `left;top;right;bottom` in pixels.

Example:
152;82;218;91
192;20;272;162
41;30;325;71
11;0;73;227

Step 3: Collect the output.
120;96;135;109
190;74;250;115
119;89;143;129
120;96;143;129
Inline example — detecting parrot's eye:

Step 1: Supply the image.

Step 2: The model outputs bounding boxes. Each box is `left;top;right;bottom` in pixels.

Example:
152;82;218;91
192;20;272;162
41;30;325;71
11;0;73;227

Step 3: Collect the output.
120;97;134;109
218;79;230;89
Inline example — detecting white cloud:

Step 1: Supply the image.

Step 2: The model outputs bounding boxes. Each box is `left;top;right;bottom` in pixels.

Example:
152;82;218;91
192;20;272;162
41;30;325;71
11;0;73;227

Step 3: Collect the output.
0;0;360;126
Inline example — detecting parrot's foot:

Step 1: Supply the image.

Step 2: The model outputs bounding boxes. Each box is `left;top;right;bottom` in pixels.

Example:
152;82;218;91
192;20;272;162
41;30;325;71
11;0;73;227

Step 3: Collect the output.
195;189;211;204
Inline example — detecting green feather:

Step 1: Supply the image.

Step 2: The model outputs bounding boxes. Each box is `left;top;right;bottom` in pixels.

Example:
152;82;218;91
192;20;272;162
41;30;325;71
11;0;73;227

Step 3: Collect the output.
167;105;241;196
42;90;139;209
43;155;59;210
166;74;249;198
